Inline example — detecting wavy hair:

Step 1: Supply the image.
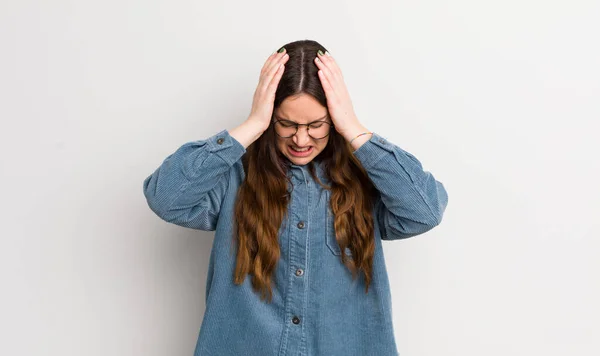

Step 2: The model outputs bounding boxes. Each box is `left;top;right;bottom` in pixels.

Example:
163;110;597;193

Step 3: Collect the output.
233;39;377;303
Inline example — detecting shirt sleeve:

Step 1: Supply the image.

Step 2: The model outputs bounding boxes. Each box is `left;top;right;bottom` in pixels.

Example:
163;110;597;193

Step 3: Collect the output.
352;132;448;240
142;129;246;231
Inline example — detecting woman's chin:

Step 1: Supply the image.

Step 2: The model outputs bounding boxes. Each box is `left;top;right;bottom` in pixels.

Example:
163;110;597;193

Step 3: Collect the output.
288;155;312;165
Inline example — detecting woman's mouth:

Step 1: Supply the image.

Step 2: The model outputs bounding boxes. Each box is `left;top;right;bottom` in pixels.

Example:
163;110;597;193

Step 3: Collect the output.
288;145;314;157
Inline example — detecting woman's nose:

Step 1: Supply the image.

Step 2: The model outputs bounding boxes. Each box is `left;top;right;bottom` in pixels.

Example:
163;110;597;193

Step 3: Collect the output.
293;126;311;145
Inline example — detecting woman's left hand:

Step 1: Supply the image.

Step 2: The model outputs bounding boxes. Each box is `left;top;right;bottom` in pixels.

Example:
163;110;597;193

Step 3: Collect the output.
314;51;369;141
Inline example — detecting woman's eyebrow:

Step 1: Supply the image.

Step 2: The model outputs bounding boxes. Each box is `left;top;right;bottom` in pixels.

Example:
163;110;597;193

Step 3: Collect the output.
275;114;329;122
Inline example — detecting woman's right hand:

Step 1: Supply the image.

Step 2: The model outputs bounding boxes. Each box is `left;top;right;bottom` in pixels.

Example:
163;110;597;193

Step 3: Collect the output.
247;48;289;131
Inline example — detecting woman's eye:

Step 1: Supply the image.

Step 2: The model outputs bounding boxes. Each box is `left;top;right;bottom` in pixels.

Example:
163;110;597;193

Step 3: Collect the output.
309;124;324;128
281;122;295;127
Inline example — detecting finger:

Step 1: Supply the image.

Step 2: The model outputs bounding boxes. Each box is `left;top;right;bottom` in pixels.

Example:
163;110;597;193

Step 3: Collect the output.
261;53;288;91
260;52;277;76
266;63;285;96
314;56;338;86
317;51;342;78
261;52;288;85
317;69;337;101
261;48;286;76
262;48;287;77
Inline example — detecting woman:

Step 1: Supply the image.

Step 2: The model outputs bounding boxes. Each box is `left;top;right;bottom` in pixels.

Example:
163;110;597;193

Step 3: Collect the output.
143;39;448;356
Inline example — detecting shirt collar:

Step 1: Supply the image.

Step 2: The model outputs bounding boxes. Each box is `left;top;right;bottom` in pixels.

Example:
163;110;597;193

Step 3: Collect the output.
288;159;328;185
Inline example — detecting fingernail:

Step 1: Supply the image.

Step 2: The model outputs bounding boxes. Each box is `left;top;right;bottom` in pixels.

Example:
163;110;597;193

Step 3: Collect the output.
278;47;286;53
317;50;324;56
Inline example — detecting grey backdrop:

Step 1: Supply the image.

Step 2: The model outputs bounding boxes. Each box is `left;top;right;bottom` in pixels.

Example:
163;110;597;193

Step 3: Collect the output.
1;0;598;355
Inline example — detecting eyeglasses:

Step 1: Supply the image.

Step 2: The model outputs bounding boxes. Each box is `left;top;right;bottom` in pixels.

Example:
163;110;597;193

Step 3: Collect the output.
273;118;334;139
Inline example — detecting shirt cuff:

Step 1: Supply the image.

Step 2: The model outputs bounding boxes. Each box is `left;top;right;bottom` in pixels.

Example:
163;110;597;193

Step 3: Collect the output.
206;129;247;166
352;132;393;170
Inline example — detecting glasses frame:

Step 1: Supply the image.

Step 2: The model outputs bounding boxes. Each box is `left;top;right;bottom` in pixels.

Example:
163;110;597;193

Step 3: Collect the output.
272;117;334;139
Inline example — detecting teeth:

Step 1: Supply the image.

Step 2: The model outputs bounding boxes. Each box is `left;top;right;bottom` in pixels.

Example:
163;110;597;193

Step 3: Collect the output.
292;146;310;152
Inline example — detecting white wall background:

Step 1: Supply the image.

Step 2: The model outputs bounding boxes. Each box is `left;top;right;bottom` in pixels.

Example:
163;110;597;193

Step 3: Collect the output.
1;1;598;355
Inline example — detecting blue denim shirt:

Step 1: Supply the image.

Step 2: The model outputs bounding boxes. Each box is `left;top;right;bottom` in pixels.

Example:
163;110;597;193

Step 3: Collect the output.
143;129;448;356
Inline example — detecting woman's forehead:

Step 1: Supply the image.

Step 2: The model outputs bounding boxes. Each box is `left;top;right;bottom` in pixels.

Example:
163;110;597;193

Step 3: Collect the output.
276;94;328;123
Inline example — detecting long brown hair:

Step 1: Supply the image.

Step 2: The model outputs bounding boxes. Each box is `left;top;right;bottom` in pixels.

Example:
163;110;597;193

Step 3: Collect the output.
233;40;377;303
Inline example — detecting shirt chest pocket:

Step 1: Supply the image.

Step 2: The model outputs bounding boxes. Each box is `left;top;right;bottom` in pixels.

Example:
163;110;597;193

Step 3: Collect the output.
326;206;353;258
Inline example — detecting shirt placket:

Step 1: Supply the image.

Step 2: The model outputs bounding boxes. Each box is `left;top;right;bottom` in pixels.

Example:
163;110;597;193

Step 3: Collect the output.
278;166;311;356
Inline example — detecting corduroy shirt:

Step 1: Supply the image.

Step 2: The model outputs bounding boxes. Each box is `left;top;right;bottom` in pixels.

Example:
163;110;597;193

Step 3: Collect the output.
143;129;448;356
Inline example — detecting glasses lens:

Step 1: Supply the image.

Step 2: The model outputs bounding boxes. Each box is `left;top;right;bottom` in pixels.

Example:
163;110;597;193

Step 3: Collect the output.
274;120;332;139
307;121;331;139
274;121;296;137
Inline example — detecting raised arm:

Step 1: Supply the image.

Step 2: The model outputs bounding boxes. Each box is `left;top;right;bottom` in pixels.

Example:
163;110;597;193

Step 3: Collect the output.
353;132;448;240
142;129;247;231
143;47;290;230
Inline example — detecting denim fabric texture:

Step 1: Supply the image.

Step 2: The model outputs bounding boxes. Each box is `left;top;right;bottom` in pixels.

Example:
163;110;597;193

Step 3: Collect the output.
143;129;448;356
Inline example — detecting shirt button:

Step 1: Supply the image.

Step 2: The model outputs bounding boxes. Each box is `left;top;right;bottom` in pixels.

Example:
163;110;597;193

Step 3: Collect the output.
297;221;305;229
295;268;304;276
216;138;224;144
379;138;385;144
292;316;300;324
